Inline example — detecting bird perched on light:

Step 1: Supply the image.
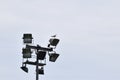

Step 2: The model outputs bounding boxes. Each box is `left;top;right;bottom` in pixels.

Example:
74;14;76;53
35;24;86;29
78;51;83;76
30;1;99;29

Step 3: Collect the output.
51;34;57;37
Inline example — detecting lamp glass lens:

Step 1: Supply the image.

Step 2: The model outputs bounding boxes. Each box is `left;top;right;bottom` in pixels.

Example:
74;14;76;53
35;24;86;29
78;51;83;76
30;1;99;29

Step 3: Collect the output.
23;39;32;43
37;51;46;60
38;69;44;74
23;53;31;58
49;39;59;46
22;48;32;58
23;34;33;43
49;53;59;62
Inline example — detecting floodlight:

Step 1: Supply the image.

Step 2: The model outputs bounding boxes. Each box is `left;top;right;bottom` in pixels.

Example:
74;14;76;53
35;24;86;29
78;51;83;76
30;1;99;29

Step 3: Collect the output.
23;34;33;44
38;67;44;75
37;51;46;60
22;48;32;58
21;66;28;73
49;53;59;62
49;38;60;46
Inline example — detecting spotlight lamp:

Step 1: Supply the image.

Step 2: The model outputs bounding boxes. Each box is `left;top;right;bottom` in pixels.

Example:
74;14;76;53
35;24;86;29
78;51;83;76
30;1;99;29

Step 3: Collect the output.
37;51;46;60
48;38;60;47
38;67;44;75
21;65;28;73
49;52;60;62
22;48;32;58
23;34;33;44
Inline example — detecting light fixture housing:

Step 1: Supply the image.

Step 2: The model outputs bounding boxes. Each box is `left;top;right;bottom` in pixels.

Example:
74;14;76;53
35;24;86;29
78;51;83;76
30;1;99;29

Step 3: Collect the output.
23;34;33;44
37;51;46;60
38;67;44;75
49;53;59;62
22;48;32;58
49;38;60;46
21;66;28;73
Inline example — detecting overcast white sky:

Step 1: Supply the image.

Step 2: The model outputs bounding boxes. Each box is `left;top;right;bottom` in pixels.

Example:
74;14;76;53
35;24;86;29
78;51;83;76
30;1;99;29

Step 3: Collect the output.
0;0;120;80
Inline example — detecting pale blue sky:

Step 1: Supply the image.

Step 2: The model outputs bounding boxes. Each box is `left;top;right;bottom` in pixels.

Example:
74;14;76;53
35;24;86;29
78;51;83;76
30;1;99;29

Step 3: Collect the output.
0;0;120;80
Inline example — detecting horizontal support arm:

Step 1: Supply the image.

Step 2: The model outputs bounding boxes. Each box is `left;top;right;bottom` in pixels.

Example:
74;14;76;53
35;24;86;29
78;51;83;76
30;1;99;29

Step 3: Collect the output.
26;45;53;51
24;61;46;66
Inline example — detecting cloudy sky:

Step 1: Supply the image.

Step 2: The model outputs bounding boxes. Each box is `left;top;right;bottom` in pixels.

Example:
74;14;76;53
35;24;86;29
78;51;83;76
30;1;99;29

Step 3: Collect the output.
0;0;120;80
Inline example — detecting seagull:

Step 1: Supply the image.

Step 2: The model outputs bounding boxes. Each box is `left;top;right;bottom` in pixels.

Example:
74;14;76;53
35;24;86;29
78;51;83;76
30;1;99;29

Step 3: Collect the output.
51;34;57;37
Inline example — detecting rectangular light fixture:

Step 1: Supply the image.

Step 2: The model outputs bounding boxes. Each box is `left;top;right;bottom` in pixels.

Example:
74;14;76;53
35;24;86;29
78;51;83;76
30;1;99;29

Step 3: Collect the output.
23;34;33;44
22;48;32;58
21;66;28;73
37;51;46;60
49;53;59;62
49;38;60;46
38;67;44;75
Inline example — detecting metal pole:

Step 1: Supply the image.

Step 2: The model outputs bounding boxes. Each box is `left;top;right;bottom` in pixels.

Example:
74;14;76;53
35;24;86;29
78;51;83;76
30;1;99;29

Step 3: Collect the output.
36;50;39;80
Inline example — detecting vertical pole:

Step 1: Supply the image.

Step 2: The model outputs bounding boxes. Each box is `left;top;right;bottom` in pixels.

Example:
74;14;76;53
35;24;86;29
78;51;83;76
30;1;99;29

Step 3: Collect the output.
36;50;39;80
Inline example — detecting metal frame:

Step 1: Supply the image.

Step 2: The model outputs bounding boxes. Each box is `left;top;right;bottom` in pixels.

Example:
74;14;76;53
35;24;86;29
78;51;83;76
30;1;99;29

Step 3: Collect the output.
21;34;60;80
